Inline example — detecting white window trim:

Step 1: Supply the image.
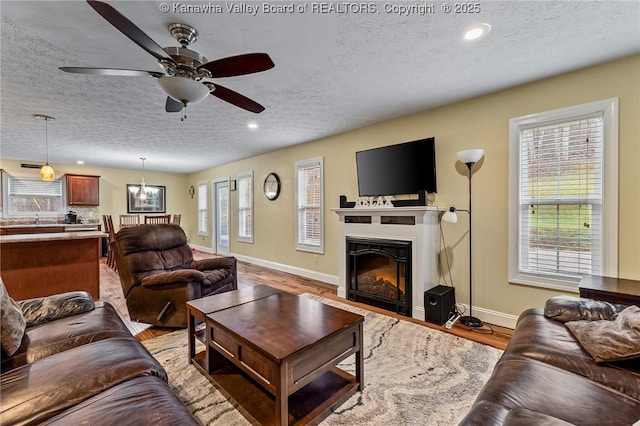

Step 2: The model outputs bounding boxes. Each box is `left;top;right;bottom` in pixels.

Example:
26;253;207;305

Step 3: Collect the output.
508;98;619;292
295;157;324;254
197;180;208;236
237;170;254;244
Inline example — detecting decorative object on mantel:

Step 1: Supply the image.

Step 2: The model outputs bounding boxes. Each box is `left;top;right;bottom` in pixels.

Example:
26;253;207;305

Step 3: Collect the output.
442;148;485;328
354;195;395;208
34;114;55;181
339;193;428;208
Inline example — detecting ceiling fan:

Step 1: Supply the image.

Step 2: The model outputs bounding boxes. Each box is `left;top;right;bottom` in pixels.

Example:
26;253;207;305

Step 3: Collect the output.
60;0;274;119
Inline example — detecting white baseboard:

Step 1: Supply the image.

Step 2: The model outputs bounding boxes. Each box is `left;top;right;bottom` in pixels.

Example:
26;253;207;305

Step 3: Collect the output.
458;304;518;329
230;253;339;286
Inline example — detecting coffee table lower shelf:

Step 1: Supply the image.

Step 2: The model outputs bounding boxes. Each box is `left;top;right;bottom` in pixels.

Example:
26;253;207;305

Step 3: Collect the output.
191;355;358;426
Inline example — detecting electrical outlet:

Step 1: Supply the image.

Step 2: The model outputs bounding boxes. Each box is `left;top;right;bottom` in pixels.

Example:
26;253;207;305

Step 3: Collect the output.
313;254;318;263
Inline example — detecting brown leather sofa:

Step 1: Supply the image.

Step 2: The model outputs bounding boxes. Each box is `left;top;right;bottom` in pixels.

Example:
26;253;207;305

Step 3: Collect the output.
1;291;199;425
113;223;237;327
460;297;640;425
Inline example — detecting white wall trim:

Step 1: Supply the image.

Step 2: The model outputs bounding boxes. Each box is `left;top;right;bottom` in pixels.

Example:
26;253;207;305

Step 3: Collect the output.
232;253;339;286
460;303;519;329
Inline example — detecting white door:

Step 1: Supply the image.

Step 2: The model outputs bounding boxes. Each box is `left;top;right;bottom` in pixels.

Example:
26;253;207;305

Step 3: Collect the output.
213;179;230;254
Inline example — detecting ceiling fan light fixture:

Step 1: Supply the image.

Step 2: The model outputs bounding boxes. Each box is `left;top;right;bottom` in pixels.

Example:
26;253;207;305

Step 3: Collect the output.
158;76;210;105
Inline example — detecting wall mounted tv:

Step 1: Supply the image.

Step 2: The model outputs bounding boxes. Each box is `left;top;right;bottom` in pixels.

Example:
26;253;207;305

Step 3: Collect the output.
356;137;437;197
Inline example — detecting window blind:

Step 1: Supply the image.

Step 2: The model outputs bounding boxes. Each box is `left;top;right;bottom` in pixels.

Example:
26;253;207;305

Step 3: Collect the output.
237;172;253;241
9;176;62;197
296;159;323;251
519;116;603;277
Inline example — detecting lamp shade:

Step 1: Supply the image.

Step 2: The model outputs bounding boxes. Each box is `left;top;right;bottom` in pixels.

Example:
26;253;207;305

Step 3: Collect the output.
157;76;210;104
442;208;458;223
457;149;484;164
40;163;55;181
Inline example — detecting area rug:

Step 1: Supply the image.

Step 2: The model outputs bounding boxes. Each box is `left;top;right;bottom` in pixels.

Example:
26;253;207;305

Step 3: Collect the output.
142;295;502;425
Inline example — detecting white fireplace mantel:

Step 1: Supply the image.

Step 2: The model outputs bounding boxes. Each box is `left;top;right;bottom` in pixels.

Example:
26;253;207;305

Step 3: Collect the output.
332;206;441;321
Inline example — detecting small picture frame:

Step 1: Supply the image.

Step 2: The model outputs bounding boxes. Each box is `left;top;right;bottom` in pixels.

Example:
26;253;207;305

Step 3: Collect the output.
229;179;237;191
127;184;166;213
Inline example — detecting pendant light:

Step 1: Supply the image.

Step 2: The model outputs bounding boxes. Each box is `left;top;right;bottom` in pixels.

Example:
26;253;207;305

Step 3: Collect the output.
34;114;55;181
136;157;148;200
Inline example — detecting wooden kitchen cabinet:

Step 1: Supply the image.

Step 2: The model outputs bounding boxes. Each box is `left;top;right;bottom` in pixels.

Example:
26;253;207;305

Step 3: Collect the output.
65;174;100;206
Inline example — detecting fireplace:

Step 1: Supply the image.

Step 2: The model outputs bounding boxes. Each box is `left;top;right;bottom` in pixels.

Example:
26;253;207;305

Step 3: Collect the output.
347;237;412;316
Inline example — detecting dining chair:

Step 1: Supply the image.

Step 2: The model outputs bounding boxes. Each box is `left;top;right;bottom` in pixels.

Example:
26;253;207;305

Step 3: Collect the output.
119;214;140;229
102;214;117;271
172;214;181;225
144;214;171;224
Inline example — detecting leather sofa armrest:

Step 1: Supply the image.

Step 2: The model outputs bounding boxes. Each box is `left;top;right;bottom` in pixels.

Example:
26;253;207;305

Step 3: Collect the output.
17;291;95;328
141;270;206;287
544;295;627;323
189;256;236;272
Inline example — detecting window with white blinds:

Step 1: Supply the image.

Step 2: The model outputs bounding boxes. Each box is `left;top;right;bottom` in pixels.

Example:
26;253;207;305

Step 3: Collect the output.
509;99;618;291
295;157;324;253
197;181;208;236
5;175;63;216
237;171;253;243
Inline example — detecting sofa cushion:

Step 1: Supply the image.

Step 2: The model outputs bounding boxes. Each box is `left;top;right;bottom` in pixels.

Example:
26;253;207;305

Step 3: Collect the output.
566;305;640;363
0;278;26;356
41;376;200;426
1;301;133;372
0;337;167;425
544;295;622;323
18;291;95;328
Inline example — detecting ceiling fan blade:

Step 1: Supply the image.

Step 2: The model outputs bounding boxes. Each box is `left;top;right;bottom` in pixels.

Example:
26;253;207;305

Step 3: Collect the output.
87;0;175;63
199;53;274;78
59;67;163;77
165;96;184;112
210;84;265;113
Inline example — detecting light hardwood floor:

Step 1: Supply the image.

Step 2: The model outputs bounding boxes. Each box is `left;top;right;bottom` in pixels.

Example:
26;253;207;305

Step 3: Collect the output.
100;254;513;350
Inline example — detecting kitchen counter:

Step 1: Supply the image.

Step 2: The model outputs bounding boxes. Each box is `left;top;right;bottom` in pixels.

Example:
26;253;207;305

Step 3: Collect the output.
0;231;106;300
0;222;100;228
0;231;106;243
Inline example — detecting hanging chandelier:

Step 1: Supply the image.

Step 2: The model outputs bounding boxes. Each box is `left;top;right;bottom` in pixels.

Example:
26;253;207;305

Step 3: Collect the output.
34;114;55;181
136;157;148;200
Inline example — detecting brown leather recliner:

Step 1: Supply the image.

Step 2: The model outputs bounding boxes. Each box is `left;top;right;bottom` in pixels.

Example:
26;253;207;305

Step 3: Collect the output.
112;224;237;327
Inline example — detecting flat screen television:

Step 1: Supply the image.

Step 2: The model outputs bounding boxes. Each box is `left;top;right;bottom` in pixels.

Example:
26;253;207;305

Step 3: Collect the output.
356;137;436;196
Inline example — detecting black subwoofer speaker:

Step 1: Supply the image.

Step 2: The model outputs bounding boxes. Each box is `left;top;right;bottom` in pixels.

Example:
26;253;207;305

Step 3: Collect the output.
424;285;456;325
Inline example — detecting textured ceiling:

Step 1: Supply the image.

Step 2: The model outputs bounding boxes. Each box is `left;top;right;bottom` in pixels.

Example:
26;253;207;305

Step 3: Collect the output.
1;1;639;173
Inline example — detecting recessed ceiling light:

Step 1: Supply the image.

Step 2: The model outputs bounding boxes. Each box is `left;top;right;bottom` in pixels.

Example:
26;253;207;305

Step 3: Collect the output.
247;122;258;130
76;160;85;164
464;23;491;41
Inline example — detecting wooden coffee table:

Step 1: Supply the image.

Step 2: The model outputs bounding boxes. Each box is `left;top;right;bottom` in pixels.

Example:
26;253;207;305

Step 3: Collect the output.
187;285;282;370
200;288;364;425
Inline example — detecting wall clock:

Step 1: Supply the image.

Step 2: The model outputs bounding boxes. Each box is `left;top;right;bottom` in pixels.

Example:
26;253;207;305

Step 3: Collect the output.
263;172;281;201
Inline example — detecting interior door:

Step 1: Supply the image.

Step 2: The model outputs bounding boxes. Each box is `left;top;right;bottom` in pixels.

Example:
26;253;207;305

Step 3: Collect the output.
213;179;230;254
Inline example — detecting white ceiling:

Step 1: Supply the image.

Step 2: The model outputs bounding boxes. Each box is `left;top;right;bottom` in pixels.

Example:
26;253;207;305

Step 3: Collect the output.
1;1;638;173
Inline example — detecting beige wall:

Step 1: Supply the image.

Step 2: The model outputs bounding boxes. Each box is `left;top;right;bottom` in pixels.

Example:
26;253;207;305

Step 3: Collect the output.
188;54;640;318
0;159;191;233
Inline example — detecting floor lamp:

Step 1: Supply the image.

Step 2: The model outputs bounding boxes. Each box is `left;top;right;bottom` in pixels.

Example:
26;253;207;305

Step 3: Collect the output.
442;149;484;328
